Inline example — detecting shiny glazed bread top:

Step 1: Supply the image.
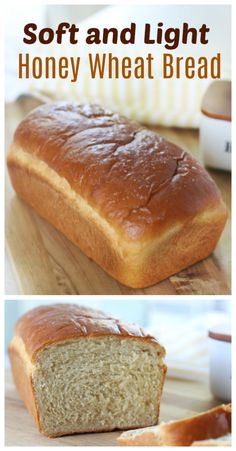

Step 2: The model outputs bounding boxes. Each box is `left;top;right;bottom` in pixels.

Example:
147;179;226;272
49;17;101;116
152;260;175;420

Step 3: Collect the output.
12;103;224;241
13;304;165;361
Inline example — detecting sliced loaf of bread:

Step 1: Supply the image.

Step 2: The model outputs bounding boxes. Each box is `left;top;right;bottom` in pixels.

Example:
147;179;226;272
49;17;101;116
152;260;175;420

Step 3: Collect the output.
9;303;166;437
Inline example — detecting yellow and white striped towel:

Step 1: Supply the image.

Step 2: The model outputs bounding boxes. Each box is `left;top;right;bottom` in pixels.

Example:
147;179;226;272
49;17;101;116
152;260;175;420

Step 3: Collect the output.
14;5;231;127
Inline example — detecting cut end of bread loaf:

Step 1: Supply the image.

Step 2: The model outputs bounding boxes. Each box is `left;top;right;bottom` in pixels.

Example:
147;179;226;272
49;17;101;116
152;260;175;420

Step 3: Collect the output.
32;337;165;437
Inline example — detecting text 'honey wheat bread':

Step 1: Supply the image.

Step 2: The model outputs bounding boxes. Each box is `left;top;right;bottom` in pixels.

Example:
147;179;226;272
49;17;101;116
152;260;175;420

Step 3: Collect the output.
117;404;231;446
7;103;228;288
9;303;166;437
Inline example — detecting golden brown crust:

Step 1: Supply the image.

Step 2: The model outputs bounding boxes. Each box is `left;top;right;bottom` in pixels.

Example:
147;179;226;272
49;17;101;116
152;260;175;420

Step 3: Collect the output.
8;340;42;432
7;103;228;287
12;303;165;361
7;144;228;288
117;404;232;446
9;102;226;241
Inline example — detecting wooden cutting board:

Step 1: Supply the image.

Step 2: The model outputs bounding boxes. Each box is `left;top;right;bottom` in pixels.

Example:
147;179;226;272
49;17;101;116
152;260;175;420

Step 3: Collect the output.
5;96;231;295
5;368;219;446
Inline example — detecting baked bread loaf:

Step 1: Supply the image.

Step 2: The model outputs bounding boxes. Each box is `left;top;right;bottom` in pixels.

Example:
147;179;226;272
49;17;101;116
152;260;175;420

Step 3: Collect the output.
117;404;231;446
7;103;228;288
9;303;166;437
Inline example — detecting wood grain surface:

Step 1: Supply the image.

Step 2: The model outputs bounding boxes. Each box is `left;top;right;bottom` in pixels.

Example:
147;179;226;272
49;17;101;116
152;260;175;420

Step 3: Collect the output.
5;368;220;446
5;96;231;295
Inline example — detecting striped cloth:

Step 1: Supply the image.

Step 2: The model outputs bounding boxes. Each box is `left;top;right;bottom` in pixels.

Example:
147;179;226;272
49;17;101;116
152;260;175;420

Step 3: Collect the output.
148;311;231;381
25;5;230;128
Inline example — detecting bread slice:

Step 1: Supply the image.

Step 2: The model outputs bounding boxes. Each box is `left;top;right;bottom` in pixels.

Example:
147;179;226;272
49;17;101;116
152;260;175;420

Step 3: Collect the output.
117;404;231;446
7;102;228;288
192;434;231;446
9;304;166;437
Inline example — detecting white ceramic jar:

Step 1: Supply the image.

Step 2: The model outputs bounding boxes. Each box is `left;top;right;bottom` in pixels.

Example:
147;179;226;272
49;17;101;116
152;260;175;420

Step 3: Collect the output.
200;80;231;171
208;323;231;402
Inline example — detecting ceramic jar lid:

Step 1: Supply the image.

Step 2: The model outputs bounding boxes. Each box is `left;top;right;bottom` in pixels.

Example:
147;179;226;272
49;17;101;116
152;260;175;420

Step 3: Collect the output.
201;80;231;122
208;323;231;343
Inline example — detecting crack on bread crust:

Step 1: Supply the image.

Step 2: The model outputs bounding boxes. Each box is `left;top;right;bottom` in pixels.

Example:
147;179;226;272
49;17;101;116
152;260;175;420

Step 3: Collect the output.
123;151;187;220
11;102;224;241
7;102;228;287
13;303;165;360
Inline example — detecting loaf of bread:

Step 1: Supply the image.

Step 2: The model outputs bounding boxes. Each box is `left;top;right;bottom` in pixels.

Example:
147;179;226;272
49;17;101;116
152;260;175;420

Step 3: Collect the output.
117;404;231;446
7;103;228;288
9;303;166;437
